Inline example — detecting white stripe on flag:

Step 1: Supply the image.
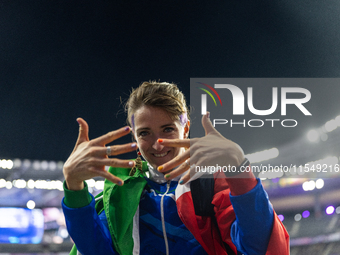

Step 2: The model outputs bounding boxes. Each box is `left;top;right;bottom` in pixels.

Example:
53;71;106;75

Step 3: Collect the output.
175;182;191;201
132;205;140;255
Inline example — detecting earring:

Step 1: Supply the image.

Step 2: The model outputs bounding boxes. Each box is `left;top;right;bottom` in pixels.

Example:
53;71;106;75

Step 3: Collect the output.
129;150;143;176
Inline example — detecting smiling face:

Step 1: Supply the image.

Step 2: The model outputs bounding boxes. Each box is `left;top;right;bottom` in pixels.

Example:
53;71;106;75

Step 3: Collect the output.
133;105;189;170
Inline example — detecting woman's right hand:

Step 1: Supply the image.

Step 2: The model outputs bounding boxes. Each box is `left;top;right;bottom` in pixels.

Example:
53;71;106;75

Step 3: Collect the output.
63;118;137;191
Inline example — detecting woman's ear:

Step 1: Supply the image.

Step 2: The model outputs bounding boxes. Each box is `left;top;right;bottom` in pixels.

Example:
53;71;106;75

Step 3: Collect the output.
183;121;190;139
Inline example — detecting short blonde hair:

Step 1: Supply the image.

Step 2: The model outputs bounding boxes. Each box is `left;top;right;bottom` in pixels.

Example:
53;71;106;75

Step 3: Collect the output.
125;81;189;128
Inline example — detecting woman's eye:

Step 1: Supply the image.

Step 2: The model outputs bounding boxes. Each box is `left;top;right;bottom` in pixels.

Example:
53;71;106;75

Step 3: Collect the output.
139;131;148;137
164;127;174;133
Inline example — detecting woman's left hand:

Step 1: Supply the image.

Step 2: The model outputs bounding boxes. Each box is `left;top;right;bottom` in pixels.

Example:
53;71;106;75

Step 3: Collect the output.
157;113;245;184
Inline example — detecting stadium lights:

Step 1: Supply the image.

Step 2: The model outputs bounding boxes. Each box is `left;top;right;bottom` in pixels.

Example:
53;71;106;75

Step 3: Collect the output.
278;214;284;222
326;206;335;215
27;180;35;189
279;207;340;222
12;179;26;189
95;181;104;190
302;179;324;191
302;180;316;191
34;180;64;191
0;179;13;189
307;114;340;143
307;129;319;142
27;200;36;209
0;158;64;171
294;214;302;221
0;178;105;192
53;236;63;244
245;148;279;163
59;228;69;239
86;179;104;190
302;210;310;218
0;159;14;169
315;179;324;189
336;206;340;214
6;181;12;189
325;119;337;132
0;179;6;188
85;179;96;188
23;159;31;168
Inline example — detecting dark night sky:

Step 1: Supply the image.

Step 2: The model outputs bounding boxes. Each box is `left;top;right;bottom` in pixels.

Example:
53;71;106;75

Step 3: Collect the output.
1;0;340;162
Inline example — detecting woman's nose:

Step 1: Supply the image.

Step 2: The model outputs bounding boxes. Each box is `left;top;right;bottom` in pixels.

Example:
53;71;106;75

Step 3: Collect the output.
152;138;164;151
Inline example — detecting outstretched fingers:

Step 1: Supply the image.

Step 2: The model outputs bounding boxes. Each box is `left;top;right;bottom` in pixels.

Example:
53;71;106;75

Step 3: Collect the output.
178;170;191;185
158;148;190;173
164;158;192;181
88;158;136;185
91;126;132;146
201;112;216;135
105;143;137;157
157;138;190;149
71;118;90;154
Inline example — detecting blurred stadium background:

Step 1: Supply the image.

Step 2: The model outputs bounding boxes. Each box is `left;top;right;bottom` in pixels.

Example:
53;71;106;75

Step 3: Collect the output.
2;112;340;254
1;0;340;254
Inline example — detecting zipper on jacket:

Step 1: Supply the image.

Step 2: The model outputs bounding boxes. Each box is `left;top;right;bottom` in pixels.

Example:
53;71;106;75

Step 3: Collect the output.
160;181;171;255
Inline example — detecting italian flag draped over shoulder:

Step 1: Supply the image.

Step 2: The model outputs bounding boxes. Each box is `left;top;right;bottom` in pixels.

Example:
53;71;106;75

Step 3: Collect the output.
69;162;148;255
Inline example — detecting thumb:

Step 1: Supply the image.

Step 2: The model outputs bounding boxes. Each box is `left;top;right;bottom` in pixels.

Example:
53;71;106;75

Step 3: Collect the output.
73;118;90;150
201;112;215;135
